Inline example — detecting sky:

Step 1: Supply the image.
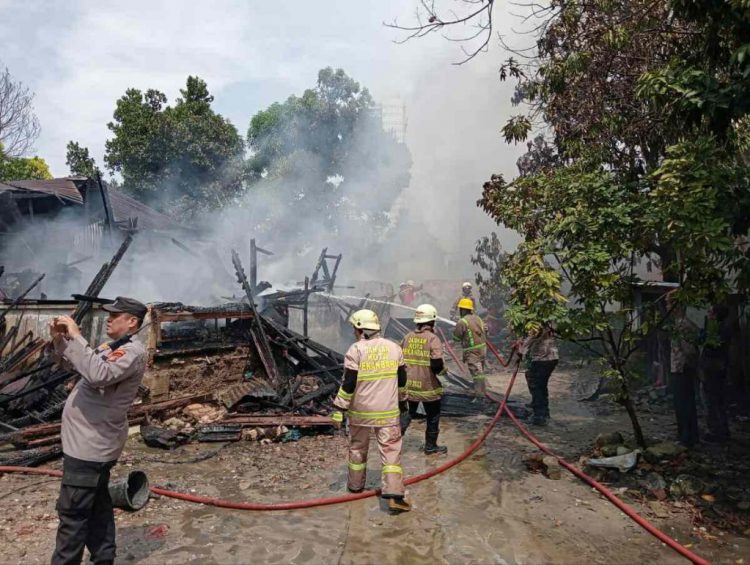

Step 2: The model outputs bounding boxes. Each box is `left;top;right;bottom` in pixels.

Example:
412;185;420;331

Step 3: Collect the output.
0;0;529;279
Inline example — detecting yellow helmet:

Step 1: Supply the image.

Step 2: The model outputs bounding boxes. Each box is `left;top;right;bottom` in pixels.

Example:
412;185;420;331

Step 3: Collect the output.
350;309;381;331
457;297;475;311
414;304;438;324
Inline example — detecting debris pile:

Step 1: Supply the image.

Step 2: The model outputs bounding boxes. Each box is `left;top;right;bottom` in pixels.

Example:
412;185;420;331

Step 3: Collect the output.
580;431;750;535
0;236;347;464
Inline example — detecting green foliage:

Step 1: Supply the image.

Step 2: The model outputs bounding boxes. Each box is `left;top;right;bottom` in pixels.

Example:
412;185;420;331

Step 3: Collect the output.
475;0;750;444
471;232;511;313
65;141;100;178
501;116;531;144
0;142;52;180
104;76;245;216
246;67;411;243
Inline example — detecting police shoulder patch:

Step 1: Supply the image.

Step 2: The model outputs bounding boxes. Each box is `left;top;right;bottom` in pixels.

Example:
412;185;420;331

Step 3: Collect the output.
106;350;126;362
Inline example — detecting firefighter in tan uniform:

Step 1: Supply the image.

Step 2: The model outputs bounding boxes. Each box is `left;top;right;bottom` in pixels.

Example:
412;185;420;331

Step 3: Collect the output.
331;309;411;513
450;282;475;321
402;304;448;454
452;298;488;397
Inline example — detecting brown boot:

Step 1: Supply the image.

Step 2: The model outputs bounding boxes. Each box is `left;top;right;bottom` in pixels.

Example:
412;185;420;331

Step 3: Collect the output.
387;497;412;513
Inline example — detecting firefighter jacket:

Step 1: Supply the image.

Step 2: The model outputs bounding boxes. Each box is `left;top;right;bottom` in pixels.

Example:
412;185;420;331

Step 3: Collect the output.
452;314;487;353
334;335;406;427
401;327;444;402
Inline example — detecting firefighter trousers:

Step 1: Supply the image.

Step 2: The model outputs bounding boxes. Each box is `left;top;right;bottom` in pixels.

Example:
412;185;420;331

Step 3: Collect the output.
347;425;404;497
408;399;442;436
464;349;487;395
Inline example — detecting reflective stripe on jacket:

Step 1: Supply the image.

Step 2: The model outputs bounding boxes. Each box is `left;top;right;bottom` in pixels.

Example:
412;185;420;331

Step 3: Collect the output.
337;335;404;427
452;314;487;351
402;327;444;402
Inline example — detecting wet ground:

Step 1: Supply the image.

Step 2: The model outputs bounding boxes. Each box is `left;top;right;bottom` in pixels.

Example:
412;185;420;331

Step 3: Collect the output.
1;365;749;564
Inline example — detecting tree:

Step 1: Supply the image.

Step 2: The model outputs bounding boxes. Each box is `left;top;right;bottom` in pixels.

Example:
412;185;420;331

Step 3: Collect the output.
65;141;100;178
0;64;41;157
394;0;750;445
0;142;52;181
471;232;510;314
246;67;412;247
104;76;245;216
475;0;750;446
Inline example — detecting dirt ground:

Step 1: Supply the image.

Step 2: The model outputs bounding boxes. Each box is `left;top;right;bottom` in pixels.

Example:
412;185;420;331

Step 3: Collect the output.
1;364;749;564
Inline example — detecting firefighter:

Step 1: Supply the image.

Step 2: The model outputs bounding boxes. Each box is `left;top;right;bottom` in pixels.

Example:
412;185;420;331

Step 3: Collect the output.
452;298;488;397
398;280;421;306
48;297;148;565
450;282;475;321
402;304;448;454
331;309;411;513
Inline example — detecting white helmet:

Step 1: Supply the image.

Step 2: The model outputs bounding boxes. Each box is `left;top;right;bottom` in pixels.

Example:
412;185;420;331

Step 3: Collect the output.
414;304;438;324
406;280;415;286
462;282;472;289
350;309;381;331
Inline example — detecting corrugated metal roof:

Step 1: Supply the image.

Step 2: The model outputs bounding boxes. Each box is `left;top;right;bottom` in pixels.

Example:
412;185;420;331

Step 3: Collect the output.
0;177;183;232
0;178;84;203
108;190;182;231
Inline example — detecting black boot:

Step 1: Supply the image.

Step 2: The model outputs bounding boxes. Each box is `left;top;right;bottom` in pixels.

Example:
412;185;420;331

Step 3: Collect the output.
424;431;447;455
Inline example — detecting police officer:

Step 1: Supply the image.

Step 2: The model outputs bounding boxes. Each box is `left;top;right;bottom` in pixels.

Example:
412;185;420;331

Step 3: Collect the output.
49;297;148;565
331;309;411;513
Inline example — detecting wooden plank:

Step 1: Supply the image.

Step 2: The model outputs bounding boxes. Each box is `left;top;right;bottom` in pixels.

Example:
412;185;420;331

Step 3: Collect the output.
218;415;332;427
128;393;212;417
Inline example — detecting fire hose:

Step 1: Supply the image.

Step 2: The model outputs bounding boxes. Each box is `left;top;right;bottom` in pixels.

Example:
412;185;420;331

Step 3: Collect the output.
0;360;521;510
0;341;709;564
459;338;707;565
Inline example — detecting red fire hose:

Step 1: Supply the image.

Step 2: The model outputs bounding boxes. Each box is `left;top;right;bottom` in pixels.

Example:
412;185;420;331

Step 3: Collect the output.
0;360;521;511
498;402;709;565
0;339;710;563
437;335;708;565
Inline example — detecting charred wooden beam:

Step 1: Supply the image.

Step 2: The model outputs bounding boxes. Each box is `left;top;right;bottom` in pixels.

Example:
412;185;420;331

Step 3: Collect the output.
293;382;337;406
0;273;45;325
153;343;238;360
73;232;134;324
231;250;280;388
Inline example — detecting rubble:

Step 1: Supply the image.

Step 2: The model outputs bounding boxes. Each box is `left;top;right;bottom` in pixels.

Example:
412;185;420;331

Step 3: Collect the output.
670;475;704;498
595;431;624;448
643;441;686;463
585;451;639;473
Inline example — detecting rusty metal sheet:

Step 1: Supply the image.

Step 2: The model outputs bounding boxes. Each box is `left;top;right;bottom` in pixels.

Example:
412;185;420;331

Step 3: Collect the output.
108;190;182;231
0;179;83;203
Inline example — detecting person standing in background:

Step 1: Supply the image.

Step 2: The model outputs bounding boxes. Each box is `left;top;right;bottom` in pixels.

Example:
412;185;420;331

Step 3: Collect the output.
699;303;733;443
668;296;700;447
519;325;559;426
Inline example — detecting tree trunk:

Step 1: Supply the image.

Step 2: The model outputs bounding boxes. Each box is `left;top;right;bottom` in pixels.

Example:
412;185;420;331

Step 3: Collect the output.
620;393;646;448
613;364;647;448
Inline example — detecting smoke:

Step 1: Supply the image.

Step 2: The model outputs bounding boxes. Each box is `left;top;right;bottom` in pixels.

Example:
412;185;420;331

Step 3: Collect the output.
1;4;534;305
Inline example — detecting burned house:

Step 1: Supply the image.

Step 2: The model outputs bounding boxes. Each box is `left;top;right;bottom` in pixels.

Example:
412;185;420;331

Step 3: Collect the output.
0;177;186;300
